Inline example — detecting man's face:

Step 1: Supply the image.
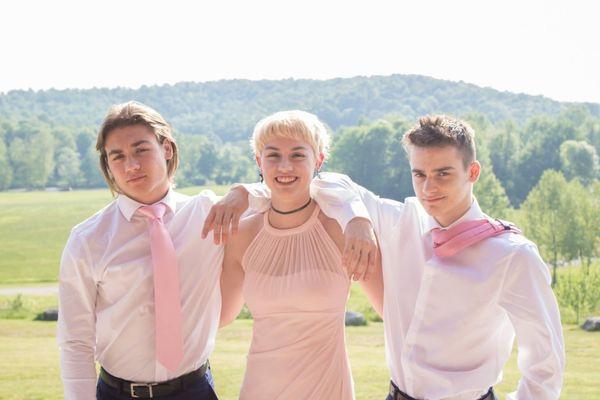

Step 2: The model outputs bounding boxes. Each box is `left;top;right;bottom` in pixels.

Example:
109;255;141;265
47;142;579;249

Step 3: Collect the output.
105;124;173;204
409;145;480;227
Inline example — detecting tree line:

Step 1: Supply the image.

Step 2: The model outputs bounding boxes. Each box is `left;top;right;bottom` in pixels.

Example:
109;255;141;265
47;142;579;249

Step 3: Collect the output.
2;74;599;142
0;105;598;207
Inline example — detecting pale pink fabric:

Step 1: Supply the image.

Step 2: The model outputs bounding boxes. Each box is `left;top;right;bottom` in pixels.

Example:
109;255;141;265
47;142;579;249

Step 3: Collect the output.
432;218;521;258
240;205;354;400
138;203;184;371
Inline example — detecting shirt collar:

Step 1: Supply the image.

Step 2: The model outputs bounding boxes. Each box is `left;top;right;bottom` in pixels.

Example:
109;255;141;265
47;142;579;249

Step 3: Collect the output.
117;188;177;222
422;197;485;234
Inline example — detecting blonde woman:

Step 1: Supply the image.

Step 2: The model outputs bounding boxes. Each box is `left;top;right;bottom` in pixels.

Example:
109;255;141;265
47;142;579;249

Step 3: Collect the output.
219;110;383;399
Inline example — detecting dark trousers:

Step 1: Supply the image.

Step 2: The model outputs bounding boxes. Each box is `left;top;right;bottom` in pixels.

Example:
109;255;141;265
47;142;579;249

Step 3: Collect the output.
385;385;497;400
96;369;218;400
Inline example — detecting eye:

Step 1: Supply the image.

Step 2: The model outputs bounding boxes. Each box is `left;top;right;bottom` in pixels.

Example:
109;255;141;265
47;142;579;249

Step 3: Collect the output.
111;154;124;161
413;172;424;178
136;147;149;154
291;153;306;159
266;153;280;158
438;171;449;177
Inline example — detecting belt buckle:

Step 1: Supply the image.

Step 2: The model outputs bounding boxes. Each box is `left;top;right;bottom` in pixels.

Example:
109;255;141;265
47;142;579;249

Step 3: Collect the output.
130;382;158;398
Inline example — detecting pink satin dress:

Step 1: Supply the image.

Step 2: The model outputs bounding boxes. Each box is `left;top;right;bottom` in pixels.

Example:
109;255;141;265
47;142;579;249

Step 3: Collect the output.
239;205;353;400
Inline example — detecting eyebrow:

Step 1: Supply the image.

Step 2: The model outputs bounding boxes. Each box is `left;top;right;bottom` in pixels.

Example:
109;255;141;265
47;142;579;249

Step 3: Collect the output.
107;140;153;156
412;166;455;173
264;145;309;151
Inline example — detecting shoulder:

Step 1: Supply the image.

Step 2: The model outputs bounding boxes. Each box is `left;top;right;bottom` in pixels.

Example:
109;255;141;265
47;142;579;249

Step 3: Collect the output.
173;189;217;217
70;199;119;239
318;211;344;236
318;210;345;250
489;233;551;283
65;200;120;259
239;212;264;235
226;212;264;257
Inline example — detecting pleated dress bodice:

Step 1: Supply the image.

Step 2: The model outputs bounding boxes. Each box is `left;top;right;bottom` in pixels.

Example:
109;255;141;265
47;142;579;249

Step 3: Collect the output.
239;204;353;400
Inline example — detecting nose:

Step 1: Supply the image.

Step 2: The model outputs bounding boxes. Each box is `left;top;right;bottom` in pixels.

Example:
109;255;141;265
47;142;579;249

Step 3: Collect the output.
124;156;141;172
422;178;438;195
278;157;293;172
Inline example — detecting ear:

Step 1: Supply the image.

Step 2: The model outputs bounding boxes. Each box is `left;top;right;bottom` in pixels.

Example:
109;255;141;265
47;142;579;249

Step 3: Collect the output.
469;161;481;182
162;140;174;160
255;154;262;170
315;152;325;171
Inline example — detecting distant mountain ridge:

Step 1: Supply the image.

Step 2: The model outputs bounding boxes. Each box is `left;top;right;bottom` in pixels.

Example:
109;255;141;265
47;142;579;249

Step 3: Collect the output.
1;74;598;141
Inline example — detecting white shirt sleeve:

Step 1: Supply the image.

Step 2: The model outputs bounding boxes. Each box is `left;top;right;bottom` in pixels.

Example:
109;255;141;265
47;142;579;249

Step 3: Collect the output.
234;182;271;213
310;172;408;236
57;231;98;400
499;243;565;400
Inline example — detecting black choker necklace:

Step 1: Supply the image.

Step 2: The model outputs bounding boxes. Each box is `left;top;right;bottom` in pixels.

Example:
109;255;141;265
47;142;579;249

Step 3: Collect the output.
271;198;312;215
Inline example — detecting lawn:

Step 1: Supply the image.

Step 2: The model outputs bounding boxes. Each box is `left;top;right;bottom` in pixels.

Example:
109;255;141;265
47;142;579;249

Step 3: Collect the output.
0;186;229;284
1;288;599;399
0;317;598;400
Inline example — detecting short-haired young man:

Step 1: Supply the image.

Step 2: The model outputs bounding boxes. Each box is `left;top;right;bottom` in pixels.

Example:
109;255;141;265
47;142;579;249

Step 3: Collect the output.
238;115;565;399
312;115;565;399
58;101;226;400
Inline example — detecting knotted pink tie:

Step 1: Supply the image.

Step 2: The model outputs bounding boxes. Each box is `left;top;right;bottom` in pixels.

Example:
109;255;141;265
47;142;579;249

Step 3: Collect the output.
431;219;521;258
137;203;184;371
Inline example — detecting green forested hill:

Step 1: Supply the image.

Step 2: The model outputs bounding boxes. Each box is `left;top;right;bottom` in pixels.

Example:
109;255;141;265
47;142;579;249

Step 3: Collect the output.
2;74;599;141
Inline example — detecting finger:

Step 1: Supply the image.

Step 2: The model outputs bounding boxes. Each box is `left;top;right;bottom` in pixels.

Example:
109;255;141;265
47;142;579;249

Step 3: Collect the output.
201;208;216;238
231;213;241;236
364;250;377;280
354;249;369;281
342;240;353;270
220;212;233;244
213;213;224;245
347;245;361;279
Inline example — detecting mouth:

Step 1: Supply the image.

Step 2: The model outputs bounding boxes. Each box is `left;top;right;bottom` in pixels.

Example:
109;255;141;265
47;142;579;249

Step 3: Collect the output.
274;176;298;185
422;196;445;204
127;175;146;183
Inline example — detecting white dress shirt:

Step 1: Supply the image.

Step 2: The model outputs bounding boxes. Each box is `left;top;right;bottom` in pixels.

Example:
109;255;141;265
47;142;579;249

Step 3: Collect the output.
307;173;565;400
58;189;223;400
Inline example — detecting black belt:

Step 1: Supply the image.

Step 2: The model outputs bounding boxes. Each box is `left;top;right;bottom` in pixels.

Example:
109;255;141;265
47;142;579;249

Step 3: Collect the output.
99;361;210;399
389;381;495;400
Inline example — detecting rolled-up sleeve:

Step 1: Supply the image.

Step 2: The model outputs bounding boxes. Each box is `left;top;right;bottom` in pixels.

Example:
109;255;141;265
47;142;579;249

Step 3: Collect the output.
500;243;565;400
57;231;98;400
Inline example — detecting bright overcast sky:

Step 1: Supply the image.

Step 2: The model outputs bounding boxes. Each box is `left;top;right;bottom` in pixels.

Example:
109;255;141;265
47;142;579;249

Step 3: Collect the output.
1;0;598;103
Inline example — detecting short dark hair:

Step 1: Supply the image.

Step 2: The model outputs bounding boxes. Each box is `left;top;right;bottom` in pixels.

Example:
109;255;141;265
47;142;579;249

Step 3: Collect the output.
402;115;476;168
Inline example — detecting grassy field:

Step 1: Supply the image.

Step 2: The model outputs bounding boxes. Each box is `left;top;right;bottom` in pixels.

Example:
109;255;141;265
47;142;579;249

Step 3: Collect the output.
1;287;600;399
0;316;599;399
0;186;228;284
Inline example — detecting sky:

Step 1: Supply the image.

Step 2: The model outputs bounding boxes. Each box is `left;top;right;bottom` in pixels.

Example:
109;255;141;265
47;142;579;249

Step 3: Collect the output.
1;0;598;103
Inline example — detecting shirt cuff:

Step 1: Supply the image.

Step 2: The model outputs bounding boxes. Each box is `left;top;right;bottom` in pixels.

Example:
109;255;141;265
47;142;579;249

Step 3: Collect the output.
62;378;97;400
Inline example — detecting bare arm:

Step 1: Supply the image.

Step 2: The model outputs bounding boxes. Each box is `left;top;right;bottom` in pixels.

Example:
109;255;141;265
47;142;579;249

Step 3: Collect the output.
358;246;384;318
219;241;246;328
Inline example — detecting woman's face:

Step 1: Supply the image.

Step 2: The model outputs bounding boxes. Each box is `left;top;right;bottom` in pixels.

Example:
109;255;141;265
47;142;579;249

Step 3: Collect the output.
256;136;324;201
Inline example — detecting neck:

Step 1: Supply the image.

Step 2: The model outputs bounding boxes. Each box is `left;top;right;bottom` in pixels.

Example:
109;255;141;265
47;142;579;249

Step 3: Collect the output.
435;195;473;228
123;186;170;205
268;194;314;229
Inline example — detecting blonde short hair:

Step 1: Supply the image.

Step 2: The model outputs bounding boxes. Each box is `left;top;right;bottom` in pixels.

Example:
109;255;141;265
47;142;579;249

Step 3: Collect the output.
96;101;179;195
251;110;330;158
